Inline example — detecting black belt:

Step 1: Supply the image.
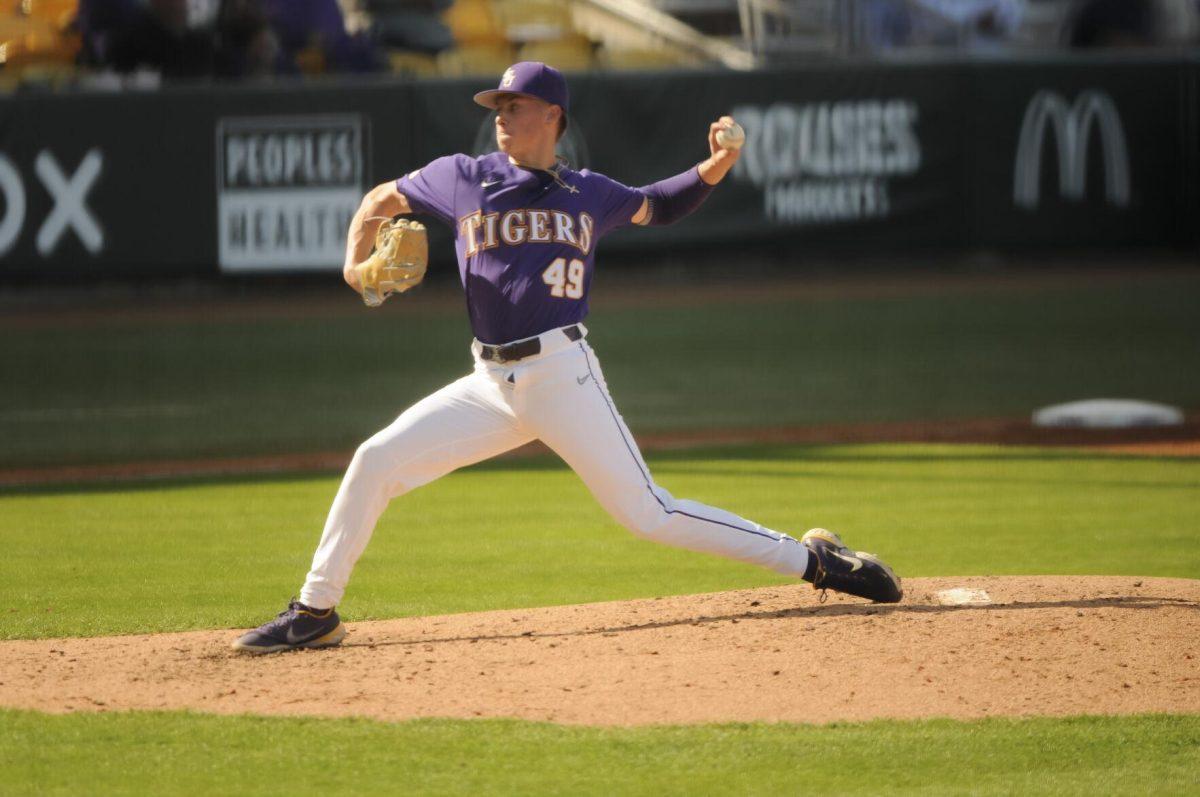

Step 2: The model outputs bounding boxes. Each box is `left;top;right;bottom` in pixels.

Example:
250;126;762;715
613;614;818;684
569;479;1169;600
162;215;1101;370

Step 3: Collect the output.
479;324;583;363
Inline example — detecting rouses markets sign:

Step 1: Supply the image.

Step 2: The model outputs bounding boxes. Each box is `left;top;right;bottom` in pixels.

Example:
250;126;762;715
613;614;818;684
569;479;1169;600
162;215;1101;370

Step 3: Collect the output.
730;100;922;226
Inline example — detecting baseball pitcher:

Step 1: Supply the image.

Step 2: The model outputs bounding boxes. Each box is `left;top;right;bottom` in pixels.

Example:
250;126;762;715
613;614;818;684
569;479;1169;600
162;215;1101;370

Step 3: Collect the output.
234;62;902;654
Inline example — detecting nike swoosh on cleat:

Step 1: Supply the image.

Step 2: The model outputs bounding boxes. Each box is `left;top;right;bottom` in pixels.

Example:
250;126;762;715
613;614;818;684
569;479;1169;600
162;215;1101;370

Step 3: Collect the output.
829;550;864;571
286;626;320;645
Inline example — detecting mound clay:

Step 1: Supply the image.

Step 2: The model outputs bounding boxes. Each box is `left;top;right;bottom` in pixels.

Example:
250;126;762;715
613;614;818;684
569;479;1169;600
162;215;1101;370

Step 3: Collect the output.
2;576;1197;726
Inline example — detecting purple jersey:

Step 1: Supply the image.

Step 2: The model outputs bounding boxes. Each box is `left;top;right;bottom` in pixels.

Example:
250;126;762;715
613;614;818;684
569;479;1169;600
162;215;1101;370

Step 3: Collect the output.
396;152;643;344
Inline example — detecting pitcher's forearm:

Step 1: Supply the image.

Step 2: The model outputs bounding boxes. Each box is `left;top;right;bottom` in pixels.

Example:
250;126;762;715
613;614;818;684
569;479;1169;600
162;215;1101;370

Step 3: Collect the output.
698;151;737;185
343;182;411;287
344;204;382;274
343;205;380;291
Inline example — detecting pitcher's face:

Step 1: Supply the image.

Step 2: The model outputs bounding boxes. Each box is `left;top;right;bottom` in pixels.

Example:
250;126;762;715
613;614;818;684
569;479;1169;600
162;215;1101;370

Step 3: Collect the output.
493;94;559;159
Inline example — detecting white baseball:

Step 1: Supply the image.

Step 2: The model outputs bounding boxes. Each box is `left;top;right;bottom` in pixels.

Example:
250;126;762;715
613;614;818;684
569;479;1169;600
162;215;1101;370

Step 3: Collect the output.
715;122;745;150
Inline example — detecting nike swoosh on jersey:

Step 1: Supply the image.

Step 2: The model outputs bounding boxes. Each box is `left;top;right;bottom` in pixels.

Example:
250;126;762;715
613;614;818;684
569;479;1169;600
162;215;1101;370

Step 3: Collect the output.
481;179;501;188
576;375;591;385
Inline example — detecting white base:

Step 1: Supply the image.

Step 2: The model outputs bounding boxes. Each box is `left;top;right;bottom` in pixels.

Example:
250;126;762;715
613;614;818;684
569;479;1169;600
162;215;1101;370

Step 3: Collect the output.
935;588;992;606
1032;399;1184;429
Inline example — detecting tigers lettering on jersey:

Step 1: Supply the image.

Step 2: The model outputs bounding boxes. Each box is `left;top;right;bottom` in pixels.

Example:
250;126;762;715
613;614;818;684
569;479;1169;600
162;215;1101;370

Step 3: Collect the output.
459;208;594;258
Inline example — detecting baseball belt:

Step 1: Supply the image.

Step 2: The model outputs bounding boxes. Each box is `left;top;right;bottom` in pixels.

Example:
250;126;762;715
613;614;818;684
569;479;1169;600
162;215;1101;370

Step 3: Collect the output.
479;324;583;363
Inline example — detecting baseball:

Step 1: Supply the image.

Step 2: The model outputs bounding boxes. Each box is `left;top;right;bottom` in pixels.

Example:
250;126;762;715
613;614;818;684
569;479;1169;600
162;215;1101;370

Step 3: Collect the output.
716;122;745;150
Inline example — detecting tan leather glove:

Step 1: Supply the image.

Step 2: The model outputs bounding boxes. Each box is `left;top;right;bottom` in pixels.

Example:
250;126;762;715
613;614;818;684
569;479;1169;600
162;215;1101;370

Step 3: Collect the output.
354;218;428;307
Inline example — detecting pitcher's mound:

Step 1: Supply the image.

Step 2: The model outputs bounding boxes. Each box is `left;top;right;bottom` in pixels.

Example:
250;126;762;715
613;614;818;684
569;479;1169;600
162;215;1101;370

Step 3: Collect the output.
1;576;1197;725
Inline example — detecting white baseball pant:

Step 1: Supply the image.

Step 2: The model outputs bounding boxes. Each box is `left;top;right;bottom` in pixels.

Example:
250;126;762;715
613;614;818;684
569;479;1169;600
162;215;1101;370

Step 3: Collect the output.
300;324;810;609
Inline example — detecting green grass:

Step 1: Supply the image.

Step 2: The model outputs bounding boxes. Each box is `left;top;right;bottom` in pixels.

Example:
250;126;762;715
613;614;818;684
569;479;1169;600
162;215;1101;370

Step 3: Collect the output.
1;445;1196;794
1;710;1197;796
4;270;1199;794
2;444;1196;640
3;271;1198;467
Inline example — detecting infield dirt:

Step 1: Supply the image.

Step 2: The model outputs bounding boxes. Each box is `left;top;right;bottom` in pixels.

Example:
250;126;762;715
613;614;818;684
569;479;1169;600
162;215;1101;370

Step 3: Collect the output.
2;576;1196;725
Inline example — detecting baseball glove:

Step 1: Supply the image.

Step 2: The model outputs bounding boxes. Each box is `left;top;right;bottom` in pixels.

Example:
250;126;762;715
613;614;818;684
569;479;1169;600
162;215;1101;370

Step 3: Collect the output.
355;218;428;307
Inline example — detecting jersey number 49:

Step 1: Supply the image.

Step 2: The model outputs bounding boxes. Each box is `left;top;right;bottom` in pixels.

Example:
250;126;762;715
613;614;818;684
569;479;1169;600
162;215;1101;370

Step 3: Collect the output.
543;257;584;299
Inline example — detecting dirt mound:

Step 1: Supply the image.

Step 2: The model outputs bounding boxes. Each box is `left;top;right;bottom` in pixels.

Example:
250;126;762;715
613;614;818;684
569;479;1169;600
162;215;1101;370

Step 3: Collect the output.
1;577;1197;726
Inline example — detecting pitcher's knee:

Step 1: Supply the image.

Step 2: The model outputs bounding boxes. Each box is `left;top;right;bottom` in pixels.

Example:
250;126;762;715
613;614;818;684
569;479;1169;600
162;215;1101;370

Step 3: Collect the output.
347;439;397;489
608;487;671;540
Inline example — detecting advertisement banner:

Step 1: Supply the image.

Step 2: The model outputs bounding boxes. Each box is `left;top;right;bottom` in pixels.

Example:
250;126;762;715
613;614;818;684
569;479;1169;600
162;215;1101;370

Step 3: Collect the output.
208;82;412;273
968;59;1188;247
0;91;217;275
561;66;969;252
0;59;1195;280
215;115;367;271
0;82;414;277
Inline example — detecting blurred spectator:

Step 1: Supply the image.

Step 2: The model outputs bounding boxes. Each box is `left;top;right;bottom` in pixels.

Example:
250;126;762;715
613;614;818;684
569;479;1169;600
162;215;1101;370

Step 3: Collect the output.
186;0;223;27
859;0;916;50
1064;0;1198;47
79;0;385;81
214;0;280;79
911;0;1023;47
1065;0;1158;46
78;0;145;68
103;0;216;78
1157;0;1200;42
259;0;383;74
859;0;1022;51
370;0;454;54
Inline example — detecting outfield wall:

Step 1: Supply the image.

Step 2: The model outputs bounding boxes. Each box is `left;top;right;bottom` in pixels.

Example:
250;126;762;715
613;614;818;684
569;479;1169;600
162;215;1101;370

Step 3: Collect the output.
0;55;1195;278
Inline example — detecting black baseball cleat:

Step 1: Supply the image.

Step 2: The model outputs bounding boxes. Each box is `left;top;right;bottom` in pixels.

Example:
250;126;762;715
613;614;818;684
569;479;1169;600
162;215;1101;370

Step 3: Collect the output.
231;599;347;654
801;528;903;603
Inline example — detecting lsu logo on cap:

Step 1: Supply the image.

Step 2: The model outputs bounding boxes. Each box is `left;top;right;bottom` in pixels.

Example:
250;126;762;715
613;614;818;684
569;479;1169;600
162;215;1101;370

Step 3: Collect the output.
501;68;516;88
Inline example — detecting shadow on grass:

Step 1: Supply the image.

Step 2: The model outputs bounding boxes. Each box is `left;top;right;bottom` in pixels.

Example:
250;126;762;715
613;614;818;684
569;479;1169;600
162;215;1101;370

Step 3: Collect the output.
337;594;1199;651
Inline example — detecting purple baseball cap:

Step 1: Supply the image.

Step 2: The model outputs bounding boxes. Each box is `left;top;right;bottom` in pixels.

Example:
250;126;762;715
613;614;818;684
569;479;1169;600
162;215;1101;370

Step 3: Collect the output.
474;61;570;120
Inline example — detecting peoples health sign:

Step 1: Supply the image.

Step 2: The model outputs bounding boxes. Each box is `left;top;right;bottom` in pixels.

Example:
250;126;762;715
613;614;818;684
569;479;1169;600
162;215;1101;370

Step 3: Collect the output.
216;115;367;272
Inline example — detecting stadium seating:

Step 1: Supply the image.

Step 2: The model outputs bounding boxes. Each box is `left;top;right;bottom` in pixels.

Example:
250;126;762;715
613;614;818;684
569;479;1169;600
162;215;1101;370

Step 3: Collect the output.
441;0;507;47
385;0;710;79
493;0;575;42
435;41;515;75
595;44;690;70
388;49;439;77
20;0;76;25
0;5;79;87
430;0;589;76
517;35;594;71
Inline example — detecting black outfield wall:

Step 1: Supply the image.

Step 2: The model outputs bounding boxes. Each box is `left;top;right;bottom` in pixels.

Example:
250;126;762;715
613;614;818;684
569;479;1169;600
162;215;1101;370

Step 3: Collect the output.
0;55;1194;278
